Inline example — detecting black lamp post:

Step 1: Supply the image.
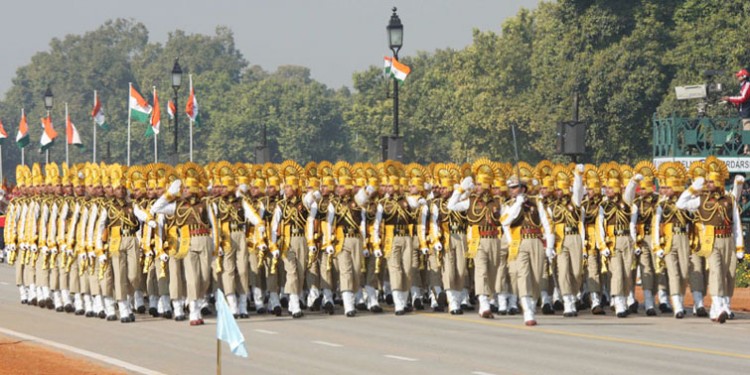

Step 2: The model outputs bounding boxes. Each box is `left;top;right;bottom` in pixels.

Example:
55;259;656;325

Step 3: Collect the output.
171;58;183;158
387;7;403;139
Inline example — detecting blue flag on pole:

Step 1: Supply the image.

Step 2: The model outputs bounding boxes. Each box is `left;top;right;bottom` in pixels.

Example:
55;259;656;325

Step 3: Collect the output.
216;289;249;358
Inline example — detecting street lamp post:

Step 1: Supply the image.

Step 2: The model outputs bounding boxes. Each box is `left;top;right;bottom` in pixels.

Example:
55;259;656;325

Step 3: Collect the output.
384;7;404;161
44;85;54;164
171;58;183;162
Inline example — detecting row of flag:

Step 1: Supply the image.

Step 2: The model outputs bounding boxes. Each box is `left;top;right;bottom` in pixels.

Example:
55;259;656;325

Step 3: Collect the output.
0;77;200;151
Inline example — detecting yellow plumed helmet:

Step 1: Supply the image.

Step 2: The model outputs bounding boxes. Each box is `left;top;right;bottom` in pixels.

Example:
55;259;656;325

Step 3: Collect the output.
178;162;206;190
234;162;250;186
688;160;706;181
15;165;28;187
600;162;622;192
127;165;147;191
515;161;534;186
620;164;633;186
634;160;656;190
533;160;554;181
332;160;352;179
304;161;318;179
471;158;495;181
214;161;233;187
704;156;729;185
99;162;111;187
31;163;43;186
583;164;601;189
318;161;334;178
657;162;686;191
110;164;127;189
552;165;573;192
46;162;60;185
61;162;71;186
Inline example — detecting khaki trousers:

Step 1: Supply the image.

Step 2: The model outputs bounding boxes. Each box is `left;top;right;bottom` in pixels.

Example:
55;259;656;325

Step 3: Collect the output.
494;236;509;295
336;237;363;293
93;261;114;298
474;237;500;297
168;257;187;299
586;249;601;294
608;235;634;297
557;234;584;296
282;236;307;295
516;237;545;300
387;235;414;291
112;236;139;301
67;258;80;294
184;236;211;301
707;237;734;297
664;233;689;295
633;242;655;292
442;233;467;291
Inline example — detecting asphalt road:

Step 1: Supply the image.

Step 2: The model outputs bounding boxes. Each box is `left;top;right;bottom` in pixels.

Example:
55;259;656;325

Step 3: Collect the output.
0;263;748;375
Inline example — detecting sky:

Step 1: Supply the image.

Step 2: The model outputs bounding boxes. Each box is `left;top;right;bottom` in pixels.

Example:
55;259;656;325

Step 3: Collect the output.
0;0;540;96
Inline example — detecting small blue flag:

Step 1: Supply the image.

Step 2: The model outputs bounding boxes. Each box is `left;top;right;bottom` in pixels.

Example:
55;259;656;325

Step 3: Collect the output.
216;289;248;358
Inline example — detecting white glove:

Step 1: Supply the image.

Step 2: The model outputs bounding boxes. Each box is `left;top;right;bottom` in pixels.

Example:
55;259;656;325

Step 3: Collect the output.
237;184;249;195
66;248;74;256
516;194;526;204
362;249;370;258
737;251;745;260
735;175;745;185
147;220;157;229
545;247;555;260
656;249;665;258
8;244;15;252
30;244;38;253
424;182;433;192
257;243;268;252
87;252;96;260
421;248;430;255
159;254;169;263
258;226;266;235
433;242;443;252
59;244;67;254
50;247;58;254
167;179;182;197
634;247;642;256
40;246;49;254
417;198;427;206
602;248;611;258
691;177;705;191
144;251;154;258
374;249;383;258
271;250;280;258
582;252;588;259
308;245;318;254
325;246;335;255
576;164;584;174
97;254;107;264
217;248;225;257
633;173;644;182
78;254;86;262
365;185;376;196
19;243;27;251
460;176;474;191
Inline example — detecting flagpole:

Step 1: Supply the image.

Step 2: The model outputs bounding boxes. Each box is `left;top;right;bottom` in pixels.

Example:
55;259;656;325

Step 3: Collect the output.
65;103;69;165
189;74;194;162
93;90;97;163
217;338;221;375
128;82;132;166
153;86;158;164
20;108;25;166
45;110;50;165
0;143;3;183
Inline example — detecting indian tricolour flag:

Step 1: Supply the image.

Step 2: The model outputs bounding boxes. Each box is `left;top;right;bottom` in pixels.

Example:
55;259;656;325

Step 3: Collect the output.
40;114;58;151
167;100;176;120
129;84;152;123
67;114;83;148
384;56;392;75
389;57;411;82
185;75;200;125
0;118;7;143
16;109;29;148
145;87;160;137
91;90;109;130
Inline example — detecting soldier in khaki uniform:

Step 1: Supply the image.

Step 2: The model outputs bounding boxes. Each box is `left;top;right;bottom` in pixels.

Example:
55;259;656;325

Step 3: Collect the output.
596;164;640;318
581;165;606;314
676;166;743;324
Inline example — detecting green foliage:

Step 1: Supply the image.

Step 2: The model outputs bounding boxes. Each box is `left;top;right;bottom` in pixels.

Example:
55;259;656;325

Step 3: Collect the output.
3;2;750;183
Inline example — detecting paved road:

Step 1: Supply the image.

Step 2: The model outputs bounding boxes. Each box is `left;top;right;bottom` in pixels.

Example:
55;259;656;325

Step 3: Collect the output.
0;263;748;375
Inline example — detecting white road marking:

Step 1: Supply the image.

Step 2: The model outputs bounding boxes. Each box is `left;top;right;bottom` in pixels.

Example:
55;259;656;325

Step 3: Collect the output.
0;326;165;375
472;371;497;375
384;354;419;362
0;282;9;286
311;340;343;348
254;329;278;335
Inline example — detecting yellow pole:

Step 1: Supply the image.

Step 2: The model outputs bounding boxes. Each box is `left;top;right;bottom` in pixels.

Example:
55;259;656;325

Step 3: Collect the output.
217;339;221;375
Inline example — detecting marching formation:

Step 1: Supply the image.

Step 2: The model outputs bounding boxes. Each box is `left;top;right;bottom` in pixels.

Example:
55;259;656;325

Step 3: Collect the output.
1;156;745;326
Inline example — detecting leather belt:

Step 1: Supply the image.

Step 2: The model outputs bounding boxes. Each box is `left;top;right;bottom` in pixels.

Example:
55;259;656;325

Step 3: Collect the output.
672;226;687;234
230;222;246;231
715;226;732;238
479;230;499;238
289;226;304;236
121;226;138;236
190;228;210;237
614;229;630;236
564;226;578;235
521;227;543;239
393;224;410;236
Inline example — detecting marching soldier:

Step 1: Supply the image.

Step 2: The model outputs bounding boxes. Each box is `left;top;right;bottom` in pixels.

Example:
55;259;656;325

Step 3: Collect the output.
581;165;606;314
676;162;743;323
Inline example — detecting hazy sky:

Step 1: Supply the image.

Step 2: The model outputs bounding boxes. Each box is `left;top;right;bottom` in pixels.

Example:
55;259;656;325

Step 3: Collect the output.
0;0;540;96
